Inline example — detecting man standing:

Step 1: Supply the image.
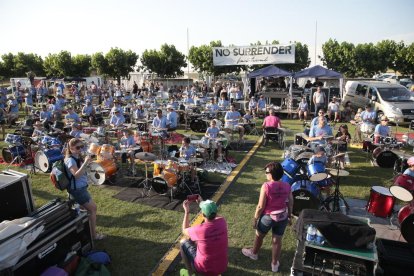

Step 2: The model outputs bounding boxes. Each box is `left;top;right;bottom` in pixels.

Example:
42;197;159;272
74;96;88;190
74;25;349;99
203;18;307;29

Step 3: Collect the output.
181;198;228;276
312;86;326;116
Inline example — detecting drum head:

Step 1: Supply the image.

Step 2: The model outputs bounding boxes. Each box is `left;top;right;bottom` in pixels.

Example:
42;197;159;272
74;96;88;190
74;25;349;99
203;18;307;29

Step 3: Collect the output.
152;177;169;194
292;189;320;216
309;172;328;182
2;148;13;163
372;186;393;196
376;151;398;168
390;186;413;202
400;214;414;243
35;151;50;173
88;162;106;185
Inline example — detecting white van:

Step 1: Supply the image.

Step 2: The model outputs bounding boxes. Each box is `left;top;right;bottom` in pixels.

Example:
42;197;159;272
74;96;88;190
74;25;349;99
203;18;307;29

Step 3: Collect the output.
343;81;414;124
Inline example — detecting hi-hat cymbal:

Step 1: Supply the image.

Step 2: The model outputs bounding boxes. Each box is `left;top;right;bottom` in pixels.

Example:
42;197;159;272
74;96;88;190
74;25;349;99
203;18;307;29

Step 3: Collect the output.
327;168;350;176
331;139;347;145
135;152;157;161
188;157;204;163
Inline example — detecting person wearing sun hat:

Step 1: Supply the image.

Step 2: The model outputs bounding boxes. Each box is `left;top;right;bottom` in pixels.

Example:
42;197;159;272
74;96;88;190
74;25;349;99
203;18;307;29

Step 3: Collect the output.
180;197;228;276
403;157;414;178
374;115;390;143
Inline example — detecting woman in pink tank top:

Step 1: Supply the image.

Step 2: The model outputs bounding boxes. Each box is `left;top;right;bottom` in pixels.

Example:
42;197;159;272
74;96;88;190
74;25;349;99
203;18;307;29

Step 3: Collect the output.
241;162;293;273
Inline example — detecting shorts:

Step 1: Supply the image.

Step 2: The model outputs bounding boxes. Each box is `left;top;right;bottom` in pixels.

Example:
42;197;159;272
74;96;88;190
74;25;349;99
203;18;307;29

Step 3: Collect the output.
257;214;288;236
68;186;91;205
181;240;197;270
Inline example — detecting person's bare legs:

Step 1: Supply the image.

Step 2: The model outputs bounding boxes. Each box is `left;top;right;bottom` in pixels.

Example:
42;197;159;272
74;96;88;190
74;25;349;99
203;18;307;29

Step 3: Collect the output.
252;231;265;255
180;239;194;275
82;200;98;238
271;234;283;266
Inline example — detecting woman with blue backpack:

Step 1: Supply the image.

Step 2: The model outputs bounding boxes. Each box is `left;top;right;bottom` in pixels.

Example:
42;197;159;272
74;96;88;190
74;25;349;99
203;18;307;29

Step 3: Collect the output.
65;138;105;241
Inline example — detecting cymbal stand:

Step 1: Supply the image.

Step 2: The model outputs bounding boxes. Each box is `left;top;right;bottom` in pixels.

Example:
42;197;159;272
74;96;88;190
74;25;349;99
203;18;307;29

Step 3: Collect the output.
322;160;349;213
6;144;24;170
137;160;152;196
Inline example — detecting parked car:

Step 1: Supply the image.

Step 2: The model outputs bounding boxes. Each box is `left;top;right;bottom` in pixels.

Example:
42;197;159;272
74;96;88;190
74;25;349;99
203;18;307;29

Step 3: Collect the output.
375;73;396;81
343;80;414;124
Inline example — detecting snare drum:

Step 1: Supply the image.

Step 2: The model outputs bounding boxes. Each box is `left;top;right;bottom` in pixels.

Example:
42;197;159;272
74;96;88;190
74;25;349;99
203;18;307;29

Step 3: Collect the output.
88;143;101;156
307;162;328;182
165;160;179;172
398;204;414;243
88;159;117;185
366;186;395;218
178;161;191;172
291;180;321;216
390;174;414;202
5;134;22;145
35;149;64;173
2;146;27;163
99;144;115;160
373;148;398;168
281;158;300;178
140;141;153;152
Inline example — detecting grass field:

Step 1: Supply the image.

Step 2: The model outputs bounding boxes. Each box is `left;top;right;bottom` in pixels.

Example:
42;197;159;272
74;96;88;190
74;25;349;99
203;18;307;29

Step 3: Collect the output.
0;117;411;276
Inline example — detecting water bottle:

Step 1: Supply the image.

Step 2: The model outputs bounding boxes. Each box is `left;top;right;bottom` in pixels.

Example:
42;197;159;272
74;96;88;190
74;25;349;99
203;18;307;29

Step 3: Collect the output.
344;153;350;166
74;203;80;216
306;224;316;242
315;230;325;245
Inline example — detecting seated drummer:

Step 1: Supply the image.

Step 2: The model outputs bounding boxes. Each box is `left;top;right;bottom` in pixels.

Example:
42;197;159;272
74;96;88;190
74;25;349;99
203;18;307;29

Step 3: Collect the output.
404;157;414;177
168;98;179;110
133;104;146;120
308;117;333;146
110;109;125;128
70;123;82;138
40;104;53;131
166;105;178;131
180;137;197;182
218;94;230;110
206;98;219;115
205;119;223;162
309;108;327;136
152;109;168;137
111;100;123;116
120;129;139;174
82;100;96;127
308;146;327;165
262;108;281;129
224;104;244;141
65;105;81;124
374;115;390;143
102;93;113;109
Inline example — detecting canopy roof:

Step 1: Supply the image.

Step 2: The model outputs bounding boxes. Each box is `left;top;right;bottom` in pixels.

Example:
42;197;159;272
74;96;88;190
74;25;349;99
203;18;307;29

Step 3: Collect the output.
293;65;342;79
248;65;292;78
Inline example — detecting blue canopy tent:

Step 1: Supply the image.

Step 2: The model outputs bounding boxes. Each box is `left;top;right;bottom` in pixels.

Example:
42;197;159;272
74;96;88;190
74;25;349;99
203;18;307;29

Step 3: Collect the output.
248;65;292;78
291;65;344;98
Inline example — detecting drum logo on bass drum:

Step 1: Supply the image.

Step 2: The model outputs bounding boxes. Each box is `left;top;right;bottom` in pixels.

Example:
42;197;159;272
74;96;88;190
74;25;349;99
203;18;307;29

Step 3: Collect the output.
295;192;311;201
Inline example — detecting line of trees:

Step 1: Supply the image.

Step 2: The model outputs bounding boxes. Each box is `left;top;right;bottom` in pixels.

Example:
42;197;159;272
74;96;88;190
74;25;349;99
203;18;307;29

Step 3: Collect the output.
320;39;414;77
1;39;413;83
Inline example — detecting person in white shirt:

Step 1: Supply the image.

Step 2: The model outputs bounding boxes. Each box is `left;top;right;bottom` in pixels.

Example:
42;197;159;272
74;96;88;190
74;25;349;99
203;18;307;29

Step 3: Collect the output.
312;86;326;116
327;97;340;122
297;97;308;121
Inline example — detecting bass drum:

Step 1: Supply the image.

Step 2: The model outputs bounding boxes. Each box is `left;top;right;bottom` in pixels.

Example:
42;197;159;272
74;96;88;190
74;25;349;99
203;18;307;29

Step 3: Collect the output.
189;118;207;133
366;186;395;218
35;149;64;173
2;146;27;163
291;180;320;216
373;148;398;168
398;205;414;243
88;159;117;185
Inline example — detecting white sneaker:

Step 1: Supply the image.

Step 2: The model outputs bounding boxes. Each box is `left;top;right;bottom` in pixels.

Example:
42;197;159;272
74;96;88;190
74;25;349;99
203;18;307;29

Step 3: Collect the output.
241;248;258;260
271;261;280;272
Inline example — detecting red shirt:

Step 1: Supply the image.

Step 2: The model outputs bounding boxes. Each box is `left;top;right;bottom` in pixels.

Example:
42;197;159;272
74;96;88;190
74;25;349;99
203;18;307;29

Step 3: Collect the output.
187;217;228;275
263;115;281;128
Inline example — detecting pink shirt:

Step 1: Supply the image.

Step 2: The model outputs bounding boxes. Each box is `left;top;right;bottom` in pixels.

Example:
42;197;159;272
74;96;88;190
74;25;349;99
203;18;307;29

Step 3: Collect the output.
263;181;291;214
187;217;228;275
263;115;281;128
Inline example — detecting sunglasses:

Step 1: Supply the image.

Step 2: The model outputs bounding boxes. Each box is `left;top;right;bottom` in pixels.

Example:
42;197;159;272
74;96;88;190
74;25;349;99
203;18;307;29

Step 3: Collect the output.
75;145;84;150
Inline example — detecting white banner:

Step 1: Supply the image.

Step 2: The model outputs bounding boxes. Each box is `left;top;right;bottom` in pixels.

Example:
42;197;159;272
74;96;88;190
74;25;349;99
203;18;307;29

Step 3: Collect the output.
212;44;295;66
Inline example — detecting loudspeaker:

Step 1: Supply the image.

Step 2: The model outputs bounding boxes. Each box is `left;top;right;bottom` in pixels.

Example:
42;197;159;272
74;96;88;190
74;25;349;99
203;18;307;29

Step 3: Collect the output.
0;170;34;222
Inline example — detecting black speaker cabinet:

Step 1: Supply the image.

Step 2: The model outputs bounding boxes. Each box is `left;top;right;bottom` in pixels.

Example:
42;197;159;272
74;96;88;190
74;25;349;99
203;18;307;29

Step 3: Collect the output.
0;170;34;222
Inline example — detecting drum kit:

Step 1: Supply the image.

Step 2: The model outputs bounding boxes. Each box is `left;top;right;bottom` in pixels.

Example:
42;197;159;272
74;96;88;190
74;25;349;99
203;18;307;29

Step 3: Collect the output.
363;134;401;168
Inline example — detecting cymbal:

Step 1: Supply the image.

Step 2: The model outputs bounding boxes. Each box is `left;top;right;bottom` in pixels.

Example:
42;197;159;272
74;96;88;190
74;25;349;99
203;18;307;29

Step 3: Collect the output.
184;134;199;140
188;157;204;163
80;133;99;143
332;153;346;159
331;140;346;145
327;168;350;177
135;152;157;161
322;135;334;140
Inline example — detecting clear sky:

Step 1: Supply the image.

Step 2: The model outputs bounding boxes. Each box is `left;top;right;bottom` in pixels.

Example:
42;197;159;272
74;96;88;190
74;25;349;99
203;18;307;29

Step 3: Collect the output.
0;0;413;66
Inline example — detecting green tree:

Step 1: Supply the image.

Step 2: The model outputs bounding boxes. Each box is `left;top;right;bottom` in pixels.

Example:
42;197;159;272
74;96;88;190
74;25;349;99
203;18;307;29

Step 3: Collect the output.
43;50;73;77
13;52;44;77
280;41;310;72
375;40;402;73
399;42;414;75
141;44;186;78
320;39;356;76
91;52;109;76
72;54;91;77
188;40;242;76
105;48;138;83
0;53;16;78
354;43;381;77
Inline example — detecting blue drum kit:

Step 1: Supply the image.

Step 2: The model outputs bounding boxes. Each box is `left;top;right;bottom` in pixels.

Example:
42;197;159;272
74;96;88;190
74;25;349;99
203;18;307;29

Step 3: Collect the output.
282;144;350;216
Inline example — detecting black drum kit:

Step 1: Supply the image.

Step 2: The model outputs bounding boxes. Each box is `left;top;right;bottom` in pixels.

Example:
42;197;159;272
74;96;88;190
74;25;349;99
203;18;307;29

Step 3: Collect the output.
363;135;402;168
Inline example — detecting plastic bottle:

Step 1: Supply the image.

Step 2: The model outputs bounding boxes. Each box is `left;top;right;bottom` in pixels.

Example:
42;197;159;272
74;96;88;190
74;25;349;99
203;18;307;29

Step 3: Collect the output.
344;152;350;166
74;203;80;216
316;230;325;245
306;225;316;242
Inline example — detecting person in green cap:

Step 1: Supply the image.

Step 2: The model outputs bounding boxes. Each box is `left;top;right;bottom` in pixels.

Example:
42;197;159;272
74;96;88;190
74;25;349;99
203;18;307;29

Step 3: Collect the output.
180;196;228;276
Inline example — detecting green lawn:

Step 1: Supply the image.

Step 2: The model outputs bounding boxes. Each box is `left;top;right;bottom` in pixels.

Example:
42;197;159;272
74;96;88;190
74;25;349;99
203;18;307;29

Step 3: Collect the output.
1;118;411;275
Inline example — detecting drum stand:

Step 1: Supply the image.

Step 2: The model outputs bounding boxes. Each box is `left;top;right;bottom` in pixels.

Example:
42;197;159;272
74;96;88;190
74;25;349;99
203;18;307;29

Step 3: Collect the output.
322;163;350;214
137;161;152;196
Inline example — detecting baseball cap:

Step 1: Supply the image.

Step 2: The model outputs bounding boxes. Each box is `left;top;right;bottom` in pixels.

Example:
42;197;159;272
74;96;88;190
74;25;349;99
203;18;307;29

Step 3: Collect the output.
407;157;414;166
199;200;217;217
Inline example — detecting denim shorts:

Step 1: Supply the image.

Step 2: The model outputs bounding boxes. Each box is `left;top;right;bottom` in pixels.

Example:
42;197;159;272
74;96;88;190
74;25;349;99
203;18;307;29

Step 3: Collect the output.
257;214;288;236
181;240;197;269
68;186;91;205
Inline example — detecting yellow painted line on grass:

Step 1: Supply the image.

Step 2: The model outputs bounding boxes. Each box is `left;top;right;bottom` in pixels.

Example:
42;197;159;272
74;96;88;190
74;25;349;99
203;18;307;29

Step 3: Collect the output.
151;137;263;276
